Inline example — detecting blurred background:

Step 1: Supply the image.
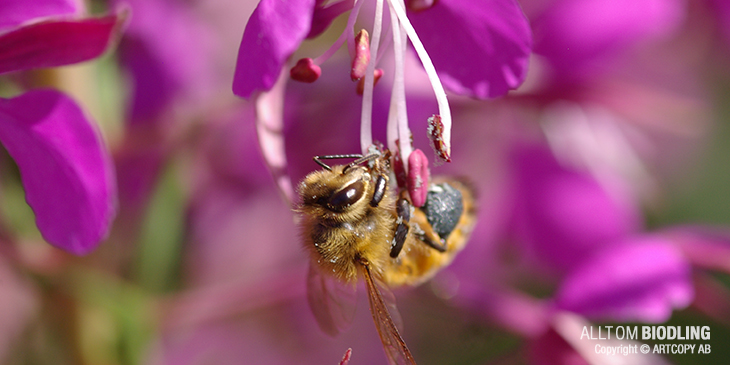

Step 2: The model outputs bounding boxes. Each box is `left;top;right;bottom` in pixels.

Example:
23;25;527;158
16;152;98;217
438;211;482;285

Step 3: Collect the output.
1;0;730;364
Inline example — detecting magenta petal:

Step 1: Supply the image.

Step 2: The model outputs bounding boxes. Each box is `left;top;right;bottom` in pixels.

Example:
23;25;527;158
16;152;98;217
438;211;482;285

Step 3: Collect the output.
555;238;693;322
232;0;315;98
0;0;79;31
408;0;532;99
0;14;120;75
0;89;117;254
308;0;354;39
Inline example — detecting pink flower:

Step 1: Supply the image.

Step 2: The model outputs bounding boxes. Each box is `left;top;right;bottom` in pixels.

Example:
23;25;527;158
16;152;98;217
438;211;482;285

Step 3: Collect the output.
0;0;121;254
508;143;693;322
114;0;217;124
233;0;532;100
232;0;532;194
0;0;122;74
528;0;686;81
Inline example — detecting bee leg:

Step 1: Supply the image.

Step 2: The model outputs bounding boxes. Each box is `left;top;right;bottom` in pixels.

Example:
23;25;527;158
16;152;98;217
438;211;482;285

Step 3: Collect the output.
390;198;411;258
414;229;447;252
370;174;388;207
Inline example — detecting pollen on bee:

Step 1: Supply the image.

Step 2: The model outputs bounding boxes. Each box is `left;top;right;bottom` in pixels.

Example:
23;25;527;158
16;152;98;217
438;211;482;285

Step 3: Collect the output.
411;223;425;236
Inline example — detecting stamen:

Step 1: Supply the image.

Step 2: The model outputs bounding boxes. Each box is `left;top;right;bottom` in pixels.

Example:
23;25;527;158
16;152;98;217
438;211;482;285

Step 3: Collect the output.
351;30;370;81
356;69;384;95
385;4;399;154
388;3;411;171
392;142;407;188
347;0;366;58
428;115;451;163
360;0;385;154
386;0;452;162
290;58;321;83
372;10;394;67
386;97;399;154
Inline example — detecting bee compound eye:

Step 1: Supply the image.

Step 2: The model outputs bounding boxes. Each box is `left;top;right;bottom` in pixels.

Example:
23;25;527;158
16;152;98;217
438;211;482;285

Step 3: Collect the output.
328;180;365;211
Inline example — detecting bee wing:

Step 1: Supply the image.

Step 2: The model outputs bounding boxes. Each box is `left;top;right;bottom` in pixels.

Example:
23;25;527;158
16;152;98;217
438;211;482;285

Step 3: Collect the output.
307;263;357;336
371;268;404;331
361;264;417;365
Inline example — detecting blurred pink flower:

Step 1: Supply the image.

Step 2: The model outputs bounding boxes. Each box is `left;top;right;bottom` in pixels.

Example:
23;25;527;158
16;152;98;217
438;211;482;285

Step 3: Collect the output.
111;0;231;224
153;293;394;365
0;0;79;29
508;143;641;272
115;0;218;124
444;137;700;362
0;0;121;74
0;0;121;254
554;238;693;322
508;143;693;322
710;0;730;48
0;90;117;254
527;0;686;82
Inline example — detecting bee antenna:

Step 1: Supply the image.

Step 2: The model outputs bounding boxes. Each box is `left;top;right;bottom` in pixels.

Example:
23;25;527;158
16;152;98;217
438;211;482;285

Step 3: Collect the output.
313;156;333;171
342;153;380;174
313;154;381;174
313;154;369;172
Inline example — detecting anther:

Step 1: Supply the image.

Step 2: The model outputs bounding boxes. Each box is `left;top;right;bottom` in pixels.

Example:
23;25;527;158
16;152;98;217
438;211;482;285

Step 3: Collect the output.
351;29;371;81
290;58;321;83
427;115;451;163
407;149;429;207
356;69;384;95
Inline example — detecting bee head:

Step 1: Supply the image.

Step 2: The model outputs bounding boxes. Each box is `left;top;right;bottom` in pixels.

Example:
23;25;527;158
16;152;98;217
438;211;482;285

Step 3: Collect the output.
297;165;374;222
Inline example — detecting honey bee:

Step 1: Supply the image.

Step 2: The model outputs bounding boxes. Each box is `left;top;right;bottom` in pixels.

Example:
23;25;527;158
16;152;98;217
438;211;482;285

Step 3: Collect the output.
296;148;476;365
